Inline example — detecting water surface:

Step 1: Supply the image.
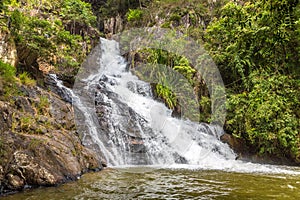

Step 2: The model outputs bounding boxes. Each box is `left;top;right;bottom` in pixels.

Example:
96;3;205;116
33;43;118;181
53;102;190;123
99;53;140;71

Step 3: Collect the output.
3;166;300;200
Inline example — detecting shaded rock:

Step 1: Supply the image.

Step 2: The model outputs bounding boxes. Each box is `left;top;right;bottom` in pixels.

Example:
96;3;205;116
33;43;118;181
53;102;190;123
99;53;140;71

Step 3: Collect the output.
0;101;12;132
0;166;3;182
16;45;38;70
0;78;3;94
220;133;248;154
14;96;35;115
104;14;124;35
7;174;24;190
44;74;73;103
220;133;298;165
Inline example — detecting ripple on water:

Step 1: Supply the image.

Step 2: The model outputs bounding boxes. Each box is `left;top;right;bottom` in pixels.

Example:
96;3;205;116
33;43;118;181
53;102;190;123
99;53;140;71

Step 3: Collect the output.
2;166;300;200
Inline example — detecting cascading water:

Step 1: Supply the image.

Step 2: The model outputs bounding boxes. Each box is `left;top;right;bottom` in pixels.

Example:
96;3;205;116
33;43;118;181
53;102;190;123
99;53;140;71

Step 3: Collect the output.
48;38;300;174
72;38;236;166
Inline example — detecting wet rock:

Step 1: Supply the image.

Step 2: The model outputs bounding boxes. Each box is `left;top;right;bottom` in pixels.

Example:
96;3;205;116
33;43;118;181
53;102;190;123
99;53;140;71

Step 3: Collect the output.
173;153;188;164
220;133;247;154
11;151;56;185
44;74;73;103
17;45;39;71
127;81;135;93
128;137;146;153
91;79;159;162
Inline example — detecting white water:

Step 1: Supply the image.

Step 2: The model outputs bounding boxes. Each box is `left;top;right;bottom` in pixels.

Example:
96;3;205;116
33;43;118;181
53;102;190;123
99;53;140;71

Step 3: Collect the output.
50;38;300;175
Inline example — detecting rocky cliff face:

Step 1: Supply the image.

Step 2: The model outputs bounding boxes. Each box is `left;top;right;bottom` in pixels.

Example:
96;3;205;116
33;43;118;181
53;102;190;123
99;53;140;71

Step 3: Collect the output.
0;85;104;195
0;1;107;194
103;14;124;36
0;29;17;67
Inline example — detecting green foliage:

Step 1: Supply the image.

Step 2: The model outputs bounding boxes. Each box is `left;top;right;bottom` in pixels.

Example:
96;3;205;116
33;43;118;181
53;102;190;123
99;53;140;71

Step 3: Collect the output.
204;0;300;160
61;0;97;27
0;2;3;12
142;49;196;83
205;1;300;91
199;96;211;122
169;13;181;22
173;57;196;84
9;9;23;40
37;95;50;115
226;72;300;158
96;0;150;19
28;138;44;150
1;0;299;162
0;60;16;82
126;9;143;22
19;115;35;133
156;83;177;110
3;0;98;74
132;0;300;161
0;60;18;100
19;72;36;87
136;48;198;111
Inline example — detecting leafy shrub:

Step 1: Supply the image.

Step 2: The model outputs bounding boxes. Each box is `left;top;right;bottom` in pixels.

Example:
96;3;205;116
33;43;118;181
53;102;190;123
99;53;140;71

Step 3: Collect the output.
226;72;300;159
173;57;196;84
126;9;143;22
199;96;211;122
156;83;177;109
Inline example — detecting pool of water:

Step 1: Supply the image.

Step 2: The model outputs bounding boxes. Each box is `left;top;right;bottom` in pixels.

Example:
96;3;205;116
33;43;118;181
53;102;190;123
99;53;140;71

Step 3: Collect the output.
2;165;300;200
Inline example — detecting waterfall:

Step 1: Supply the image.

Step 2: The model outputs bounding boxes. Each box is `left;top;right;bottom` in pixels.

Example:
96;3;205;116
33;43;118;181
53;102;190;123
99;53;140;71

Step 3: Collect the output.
49;38;237;168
